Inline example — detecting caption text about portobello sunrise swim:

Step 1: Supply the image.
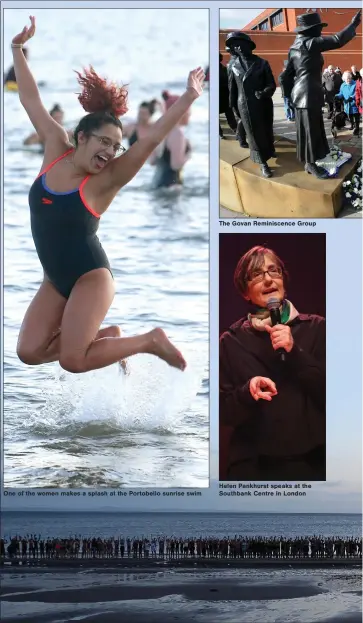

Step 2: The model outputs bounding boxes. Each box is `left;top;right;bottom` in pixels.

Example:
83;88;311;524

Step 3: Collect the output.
4;490;203;498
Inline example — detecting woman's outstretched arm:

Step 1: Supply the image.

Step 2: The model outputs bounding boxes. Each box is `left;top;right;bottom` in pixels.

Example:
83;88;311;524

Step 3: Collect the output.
12;16;68;144
97;67;204;191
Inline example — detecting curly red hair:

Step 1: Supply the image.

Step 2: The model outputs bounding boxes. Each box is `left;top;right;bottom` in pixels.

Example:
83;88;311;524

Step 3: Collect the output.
74;66;128;117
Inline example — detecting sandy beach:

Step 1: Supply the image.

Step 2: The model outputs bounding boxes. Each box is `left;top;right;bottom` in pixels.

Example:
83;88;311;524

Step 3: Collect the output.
1;565;362;623
1;556;361;569
1;576;328;603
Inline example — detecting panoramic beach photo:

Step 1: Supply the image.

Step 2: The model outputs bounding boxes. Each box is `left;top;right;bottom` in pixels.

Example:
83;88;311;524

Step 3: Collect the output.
1;510;362;623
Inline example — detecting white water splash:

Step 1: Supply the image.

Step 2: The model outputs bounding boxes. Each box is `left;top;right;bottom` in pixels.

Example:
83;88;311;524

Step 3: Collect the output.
33;351;201;433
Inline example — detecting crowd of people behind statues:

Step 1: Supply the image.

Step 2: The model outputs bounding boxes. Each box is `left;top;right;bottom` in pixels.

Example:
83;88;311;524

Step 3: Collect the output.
2;535;362;560
280;64;362;133
220;10;361;180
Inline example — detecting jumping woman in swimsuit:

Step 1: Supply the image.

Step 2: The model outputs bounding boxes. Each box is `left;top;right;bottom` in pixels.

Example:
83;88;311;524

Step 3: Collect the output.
13;16;204;374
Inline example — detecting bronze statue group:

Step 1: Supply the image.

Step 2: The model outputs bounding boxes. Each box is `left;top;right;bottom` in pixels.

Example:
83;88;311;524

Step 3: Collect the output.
220;11;361;180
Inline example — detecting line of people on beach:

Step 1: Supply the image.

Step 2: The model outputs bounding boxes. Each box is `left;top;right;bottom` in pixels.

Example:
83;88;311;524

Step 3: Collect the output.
2;535;362;560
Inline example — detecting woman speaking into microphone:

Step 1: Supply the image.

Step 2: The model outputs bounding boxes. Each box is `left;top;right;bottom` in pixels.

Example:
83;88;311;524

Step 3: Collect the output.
219;245;326;482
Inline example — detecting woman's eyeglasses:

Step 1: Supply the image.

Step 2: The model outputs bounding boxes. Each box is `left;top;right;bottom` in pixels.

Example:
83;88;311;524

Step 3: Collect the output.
248;267;283;283
90;133;126;156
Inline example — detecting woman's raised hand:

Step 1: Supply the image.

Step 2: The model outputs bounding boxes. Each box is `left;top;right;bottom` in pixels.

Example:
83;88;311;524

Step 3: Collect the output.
12;15;36;45
186;67;205;99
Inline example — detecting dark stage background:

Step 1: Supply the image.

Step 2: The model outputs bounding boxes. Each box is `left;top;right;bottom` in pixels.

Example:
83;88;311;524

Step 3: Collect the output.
219;233;326;480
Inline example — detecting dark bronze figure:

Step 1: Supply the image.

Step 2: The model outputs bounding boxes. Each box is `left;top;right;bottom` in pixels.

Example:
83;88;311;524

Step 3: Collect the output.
226;32;276;178
280;11;361;179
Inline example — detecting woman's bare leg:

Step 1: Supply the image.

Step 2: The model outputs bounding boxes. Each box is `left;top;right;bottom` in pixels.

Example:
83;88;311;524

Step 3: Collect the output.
17;278;67;365
53;325;129;370
16;278;125;366
59;268;186;373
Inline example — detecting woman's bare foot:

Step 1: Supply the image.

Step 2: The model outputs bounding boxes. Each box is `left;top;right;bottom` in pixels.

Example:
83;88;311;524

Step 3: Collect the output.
147;328;186;370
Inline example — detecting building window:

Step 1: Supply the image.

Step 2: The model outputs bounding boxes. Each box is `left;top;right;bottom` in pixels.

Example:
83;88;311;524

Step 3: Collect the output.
251;26;258;30
271;10;284;28
259;20;269;31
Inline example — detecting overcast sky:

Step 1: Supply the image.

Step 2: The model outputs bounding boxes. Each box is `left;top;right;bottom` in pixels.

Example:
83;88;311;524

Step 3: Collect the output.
219;6;362;29
220;9;262;29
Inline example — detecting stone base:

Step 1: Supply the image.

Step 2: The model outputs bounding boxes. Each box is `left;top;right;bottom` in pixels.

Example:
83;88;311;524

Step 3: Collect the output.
219;136;360;219
219;140;249;214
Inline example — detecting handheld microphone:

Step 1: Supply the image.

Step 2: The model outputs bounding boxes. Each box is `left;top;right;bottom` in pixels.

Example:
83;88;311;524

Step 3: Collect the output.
267;297;286;363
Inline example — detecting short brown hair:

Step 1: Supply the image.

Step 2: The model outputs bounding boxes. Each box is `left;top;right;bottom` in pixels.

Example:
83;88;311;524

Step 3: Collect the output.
233;246;288;297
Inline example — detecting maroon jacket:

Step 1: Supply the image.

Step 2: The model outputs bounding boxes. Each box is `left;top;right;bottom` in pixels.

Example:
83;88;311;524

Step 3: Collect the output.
219;314;326;469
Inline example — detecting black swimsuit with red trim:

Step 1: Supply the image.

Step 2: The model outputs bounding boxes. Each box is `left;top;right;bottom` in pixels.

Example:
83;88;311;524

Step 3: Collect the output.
28;173;112;298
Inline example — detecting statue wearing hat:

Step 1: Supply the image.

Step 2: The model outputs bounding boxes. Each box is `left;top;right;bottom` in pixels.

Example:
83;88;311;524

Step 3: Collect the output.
280;10;361;179
226;31;276;178
225;40;248;148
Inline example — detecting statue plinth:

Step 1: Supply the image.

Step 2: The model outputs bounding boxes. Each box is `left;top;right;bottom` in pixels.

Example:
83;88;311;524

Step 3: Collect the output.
219;136;360;218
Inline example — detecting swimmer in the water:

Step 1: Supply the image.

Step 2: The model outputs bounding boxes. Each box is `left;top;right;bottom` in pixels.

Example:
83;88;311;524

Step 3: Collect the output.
4;46;46;91
13;16;204;373
24;104;73;146
149;90;192;190
123;99;162;147
4;47;28;85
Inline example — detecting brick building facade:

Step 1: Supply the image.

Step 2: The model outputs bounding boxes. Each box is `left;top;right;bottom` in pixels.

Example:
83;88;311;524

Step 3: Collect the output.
220;8;362;80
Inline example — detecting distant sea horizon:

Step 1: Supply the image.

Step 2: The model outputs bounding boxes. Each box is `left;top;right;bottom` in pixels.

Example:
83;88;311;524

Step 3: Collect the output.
2;509;362;514
2;511;361;541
